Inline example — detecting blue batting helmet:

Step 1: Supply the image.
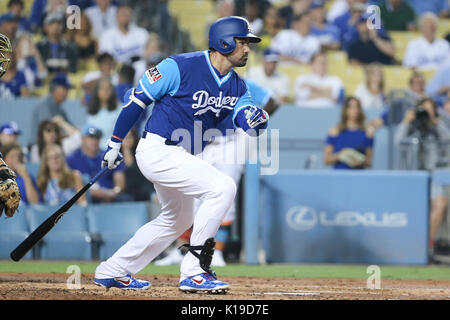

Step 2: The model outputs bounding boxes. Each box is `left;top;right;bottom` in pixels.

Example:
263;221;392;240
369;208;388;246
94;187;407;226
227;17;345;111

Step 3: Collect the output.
208;16;261;54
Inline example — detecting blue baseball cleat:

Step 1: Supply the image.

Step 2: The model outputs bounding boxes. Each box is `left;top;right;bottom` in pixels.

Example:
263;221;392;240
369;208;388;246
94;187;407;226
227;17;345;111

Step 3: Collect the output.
93;274;151;290
179;272;229;294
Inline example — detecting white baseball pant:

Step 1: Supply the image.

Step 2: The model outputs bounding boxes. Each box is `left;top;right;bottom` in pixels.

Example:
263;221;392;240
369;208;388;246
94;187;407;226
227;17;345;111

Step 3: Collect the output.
95;133;237;281
194;131;248;223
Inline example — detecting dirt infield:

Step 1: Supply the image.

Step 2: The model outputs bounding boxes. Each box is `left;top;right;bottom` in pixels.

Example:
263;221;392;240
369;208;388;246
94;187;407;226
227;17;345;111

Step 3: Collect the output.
0;273;449;300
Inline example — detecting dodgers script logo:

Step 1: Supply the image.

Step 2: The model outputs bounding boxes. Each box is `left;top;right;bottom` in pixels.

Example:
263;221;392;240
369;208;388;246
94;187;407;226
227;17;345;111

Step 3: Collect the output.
192;91;239;117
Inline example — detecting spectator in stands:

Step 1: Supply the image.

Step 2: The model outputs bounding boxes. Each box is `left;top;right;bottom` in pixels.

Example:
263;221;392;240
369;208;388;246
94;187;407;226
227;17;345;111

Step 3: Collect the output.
394;97;450;141
13;32;48;90
354;63;386;109
204;0;235;42
270;12;321;63
0;10;48;90
0;122;21;148
98;5;149;65
324;96;374;169
121;129;155;201
394;97;450;165
115;64;135;104
246;49;290;104
64;12;97;60
403;12;450;70
144;33;164;67
369;71;428;129
406;0;449;18
257;5;283;51
244;0;264;35
86;77;122;147
294;51;344;107
347;14;395;65
85;0;118;39
37;144;87;206
426;59;450;107
66;125;128;203
278;0;312;28
379;0;416;31
29;118;81;164
29;0;68;33
0;142;41;205
133;32;164;84
6;0;31;35
309;0;340;50
37;12;79;73
81;52;117;105
0;46;30;98
30;73;73;145
327;0;354;23
331;0;366;51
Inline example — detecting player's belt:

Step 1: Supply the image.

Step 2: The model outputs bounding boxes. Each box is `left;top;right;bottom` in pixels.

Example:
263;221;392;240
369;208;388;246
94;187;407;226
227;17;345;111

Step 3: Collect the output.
142;131;178;146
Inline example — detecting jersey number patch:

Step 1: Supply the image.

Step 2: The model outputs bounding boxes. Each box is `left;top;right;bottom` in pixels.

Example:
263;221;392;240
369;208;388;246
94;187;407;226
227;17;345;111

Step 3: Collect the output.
145;66;162;84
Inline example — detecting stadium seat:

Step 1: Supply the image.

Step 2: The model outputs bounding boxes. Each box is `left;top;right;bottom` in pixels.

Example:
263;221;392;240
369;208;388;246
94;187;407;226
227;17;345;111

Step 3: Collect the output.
86;202;149;260
27;204;92;260
0;204;32;259
389;31;420;63
278;63;311;100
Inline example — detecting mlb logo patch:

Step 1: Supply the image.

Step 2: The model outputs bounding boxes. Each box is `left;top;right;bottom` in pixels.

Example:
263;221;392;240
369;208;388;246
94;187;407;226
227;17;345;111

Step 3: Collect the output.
145;66;162;84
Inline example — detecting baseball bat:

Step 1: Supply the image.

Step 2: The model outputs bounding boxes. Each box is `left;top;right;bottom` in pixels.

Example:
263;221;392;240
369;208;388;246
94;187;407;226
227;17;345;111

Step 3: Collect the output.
10;166;109;262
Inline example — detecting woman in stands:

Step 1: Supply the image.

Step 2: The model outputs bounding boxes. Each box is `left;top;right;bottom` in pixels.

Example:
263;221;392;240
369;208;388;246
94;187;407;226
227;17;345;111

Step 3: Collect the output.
324;96;375;169
37;144;86;206
86;77;121;147
354;63;386;109
29;119;81;164
0;142;41;205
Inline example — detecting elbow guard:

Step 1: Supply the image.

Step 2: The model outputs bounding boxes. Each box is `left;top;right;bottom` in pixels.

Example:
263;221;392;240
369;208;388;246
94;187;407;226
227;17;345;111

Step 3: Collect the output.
234;106;269;137
123;82;153;110
110;84;154;144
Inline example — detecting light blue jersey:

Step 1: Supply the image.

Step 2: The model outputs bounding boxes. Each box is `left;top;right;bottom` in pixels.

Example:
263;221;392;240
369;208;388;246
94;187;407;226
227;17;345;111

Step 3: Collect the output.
137;50;254;153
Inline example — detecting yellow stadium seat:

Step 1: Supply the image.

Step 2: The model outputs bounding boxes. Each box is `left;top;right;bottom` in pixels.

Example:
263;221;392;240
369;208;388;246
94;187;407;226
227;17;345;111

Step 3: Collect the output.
389;31;420;62
168;0;215;50
383;66;412;91
278;62;312;99
437;19;450;38
67;72;87;100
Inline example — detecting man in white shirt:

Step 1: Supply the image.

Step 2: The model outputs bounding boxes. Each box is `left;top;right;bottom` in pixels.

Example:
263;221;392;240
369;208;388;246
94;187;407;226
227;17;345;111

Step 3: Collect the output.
98;5;149;65
270;11;321;63
403;11;450;70
85;0;117;39
294;51;344;107
246;49;290;103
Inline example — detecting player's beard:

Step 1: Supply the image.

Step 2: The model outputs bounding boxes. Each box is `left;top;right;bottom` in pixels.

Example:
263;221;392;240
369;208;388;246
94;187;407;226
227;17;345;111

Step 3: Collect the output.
229;54;248;68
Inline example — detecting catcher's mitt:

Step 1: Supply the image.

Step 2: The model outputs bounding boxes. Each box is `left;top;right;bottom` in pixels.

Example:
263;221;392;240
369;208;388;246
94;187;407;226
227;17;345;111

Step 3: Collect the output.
0;164;21;217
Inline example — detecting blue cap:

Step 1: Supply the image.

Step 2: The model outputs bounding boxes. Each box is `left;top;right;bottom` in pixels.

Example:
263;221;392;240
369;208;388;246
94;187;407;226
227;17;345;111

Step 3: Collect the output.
0;13;20;25
50;73;72;89
263;48;280;62
82;124;102;138
310;0;325;9
0;121;21;135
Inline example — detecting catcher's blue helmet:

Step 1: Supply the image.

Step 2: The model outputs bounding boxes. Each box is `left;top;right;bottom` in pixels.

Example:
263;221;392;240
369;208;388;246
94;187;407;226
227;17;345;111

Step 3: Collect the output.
208;16;261;54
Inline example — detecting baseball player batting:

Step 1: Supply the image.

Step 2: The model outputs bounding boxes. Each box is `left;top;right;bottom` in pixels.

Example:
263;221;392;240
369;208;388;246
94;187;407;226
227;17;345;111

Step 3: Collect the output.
154;79;279;267
93;16;268;293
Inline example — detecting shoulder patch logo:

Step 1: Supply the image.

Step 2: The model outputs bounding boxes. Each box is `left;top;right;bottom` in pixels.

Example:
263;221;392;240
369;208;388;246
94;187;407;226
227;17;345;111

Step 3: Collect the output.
145;66;162;84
